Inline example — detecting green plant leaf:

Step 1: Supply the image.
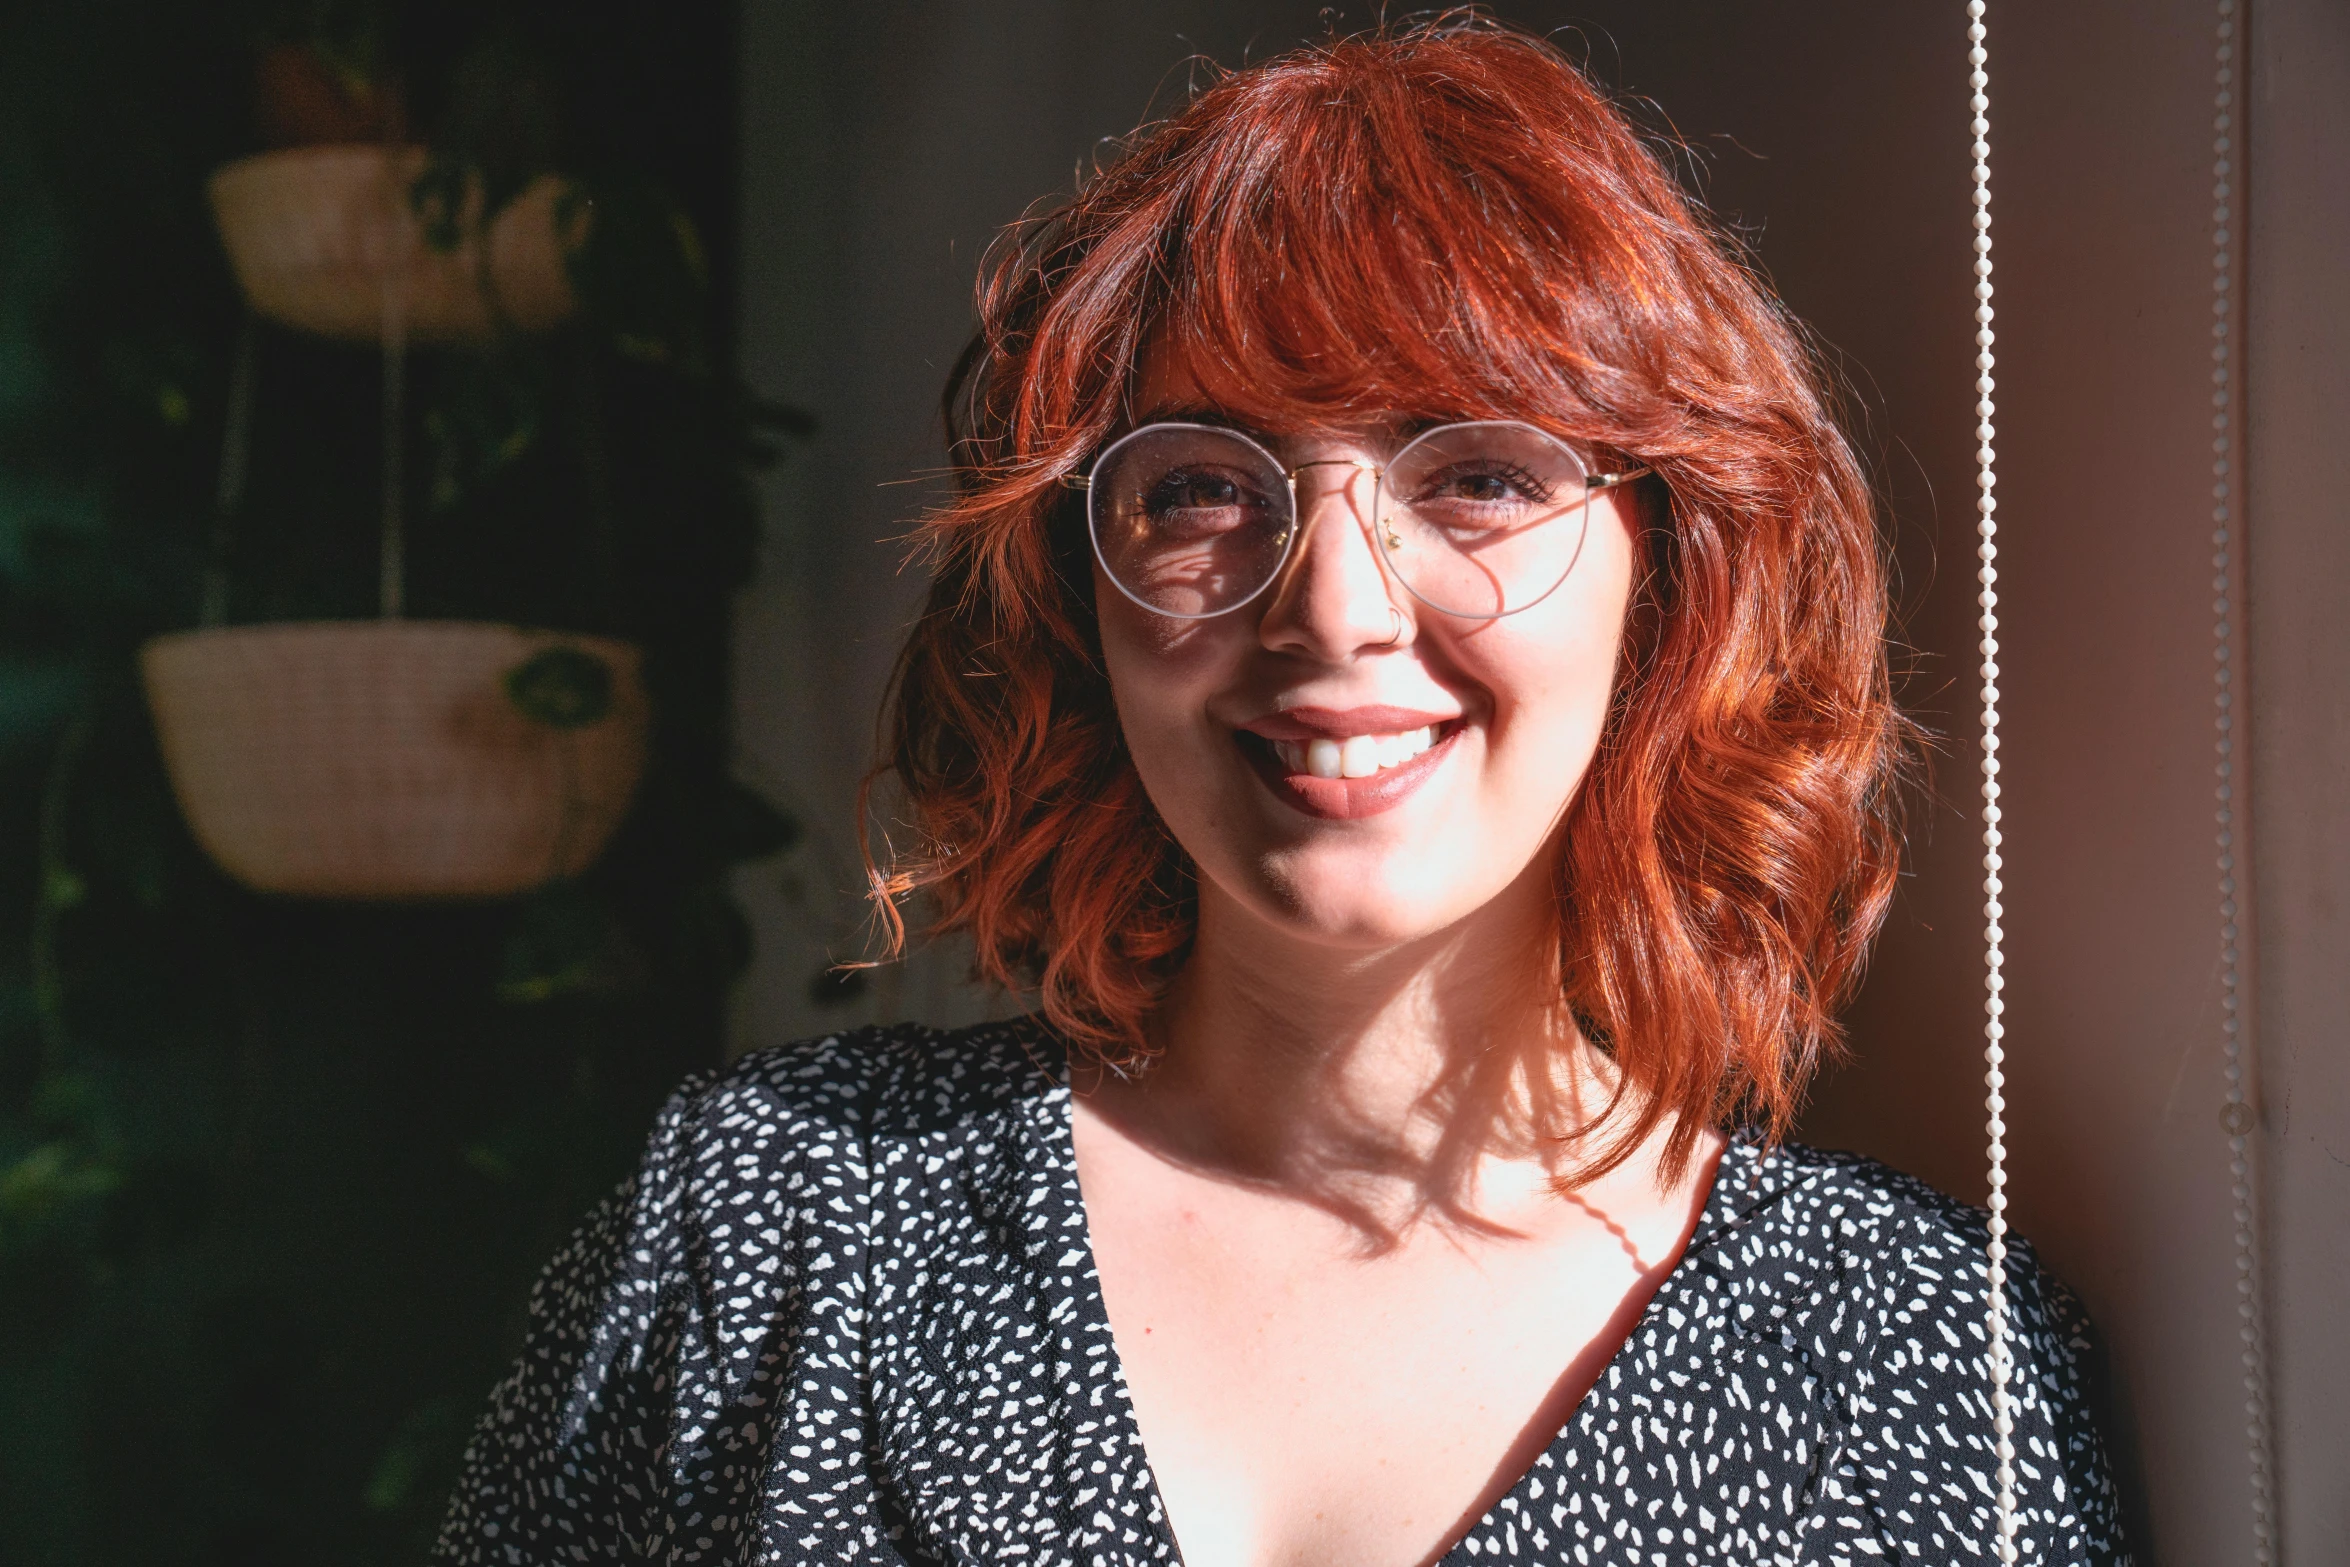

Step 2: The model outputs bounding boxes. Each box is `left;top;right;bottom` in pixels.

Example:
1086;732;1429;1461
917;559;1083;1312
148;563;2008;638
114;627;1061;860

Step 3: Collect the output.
496;884;640;1003
362;1397;466;1514
503;645;612;729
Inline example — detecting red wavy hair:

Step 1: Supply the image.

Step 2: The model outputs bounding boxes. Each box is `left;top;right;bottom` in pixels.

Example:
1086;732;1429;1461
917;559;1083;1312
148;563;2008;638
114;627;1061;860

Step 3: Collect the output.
866;17;1906;1174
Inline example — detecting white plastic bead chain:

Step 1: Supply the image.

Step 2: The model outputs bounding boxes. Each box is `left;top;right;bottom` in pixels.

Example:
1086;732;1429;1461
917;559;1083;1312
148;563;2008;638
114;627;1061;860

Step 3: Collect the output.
1971;3;2277;1559
1962;5;2019;1559
2206;0;2279;1559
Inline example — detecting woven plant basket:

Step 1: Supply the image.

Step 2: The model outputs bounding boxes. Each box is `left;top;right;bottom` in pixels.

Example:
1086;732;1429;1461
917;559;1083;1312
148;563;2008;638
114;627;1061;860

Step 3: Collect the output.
142;622;648;900
207;146;584;342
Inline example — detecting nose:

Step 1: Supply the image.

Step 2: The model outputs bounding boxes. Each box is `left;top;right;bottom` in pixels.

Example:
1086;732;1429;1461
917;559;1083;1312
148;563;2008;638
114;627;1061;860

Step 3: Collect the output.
1255;461;1411;658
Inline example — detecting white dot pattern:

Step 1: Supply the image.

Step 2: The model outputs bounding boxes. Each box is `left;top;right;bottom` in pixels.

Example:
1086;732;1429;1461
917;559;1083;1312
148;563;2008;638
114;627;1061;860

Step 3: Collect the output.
434;1022;2129;1564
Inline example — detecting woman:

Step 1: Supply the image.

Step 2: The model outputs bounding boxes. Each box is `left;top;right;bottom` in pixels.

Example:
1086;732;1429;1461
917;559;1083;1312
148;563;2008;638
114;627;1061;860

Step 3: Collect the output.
437;21;2125;1566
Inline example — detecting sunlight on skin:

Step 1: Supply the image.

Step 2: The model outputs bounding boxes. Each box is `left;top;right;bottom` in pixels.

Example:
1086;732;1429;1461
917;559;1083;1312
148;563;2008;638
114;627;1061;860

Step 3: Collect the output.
1072;349;1725;1567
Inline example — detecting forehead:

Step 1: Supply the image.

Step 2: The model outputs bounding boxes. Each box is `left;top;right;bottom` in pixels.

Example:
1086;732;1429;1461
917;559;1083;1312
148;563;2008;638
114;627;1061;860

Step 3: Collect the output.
1128;332;1436;449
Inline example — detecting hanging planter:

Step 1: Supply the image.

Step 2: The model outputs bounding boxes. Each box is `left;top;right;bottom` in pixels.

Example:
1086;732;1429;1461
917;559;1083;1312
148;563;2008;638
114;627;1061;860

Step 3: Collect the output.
207;145;586;342
142;622;647;900
159;122;649;901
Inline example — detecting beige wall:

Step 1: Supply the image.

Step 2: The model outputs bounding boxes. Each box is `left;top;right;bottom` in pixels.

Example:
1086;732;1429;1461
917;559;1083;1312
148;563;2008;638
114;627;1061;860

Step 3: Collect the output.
733;4;2348;1557
1792;4;2349;1561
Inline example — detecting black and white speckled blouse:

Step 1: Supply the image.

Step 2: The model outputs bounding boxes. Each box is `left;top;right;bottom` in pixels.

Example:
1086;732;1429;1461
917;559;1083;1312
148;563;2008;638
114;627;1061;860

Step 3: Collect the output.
433;1021;2129;1565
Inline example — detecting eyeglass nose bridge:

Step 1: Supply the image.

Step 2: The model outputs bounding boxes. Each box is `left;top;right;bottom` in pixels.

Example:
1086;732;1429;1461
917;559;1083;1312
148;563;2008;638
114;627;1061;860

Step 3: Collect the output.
1272;454;1384;548
1285;455;1381;482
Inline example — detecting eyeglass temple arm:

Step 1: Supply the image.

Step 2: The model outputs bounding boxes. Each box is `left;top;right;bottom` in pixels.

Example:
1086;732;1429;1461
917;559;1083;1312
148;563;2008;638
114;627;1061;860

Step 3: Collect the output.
1586;467;1653;491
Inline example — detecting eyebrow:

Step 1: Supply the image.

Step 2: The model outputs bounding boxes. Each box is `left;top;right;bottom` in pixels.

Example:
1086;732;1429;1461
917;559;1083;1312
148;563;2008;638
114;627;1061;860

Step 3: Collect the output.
1128;403;1444;448
1129;403;1273;441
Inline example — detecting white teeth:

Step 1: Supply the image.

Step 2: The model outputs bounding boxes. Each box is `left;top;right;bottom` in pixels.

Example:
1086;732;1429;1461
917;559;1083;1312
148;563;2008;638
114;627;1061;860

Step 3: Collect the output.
1272;726;1441;779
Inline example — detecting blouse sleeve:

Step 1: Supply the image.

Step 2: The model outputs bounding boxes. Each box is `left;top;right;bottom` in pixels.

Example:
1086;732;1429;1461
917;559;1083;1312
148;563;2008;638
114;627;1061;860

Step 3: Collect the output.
1802;1234;2133;1565
431;1082;708;1565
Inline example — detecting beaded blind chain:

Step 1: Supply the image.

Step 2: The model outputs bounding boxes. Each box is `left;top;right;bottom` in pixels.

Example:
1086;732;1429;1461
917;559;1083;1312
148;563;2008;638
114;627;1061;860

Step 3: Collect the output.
1963;4;2020;1559
2206;0;2279;1559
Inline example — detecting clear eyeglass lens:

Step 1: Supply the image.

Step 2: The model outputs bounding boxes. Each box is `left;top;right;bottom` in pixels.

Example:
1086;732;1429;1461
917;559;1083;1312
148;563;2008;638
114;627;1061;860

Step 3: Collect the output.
1087;420;1594;621
1377;422;1591;619
1089;425;1294;618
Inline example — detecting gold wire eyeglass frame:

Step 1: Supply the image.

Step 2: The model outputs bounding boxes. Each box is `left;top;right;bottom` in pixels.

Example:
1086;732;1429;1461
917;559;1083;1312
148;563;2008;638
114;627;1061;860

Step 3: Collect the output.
1061;419;1653;622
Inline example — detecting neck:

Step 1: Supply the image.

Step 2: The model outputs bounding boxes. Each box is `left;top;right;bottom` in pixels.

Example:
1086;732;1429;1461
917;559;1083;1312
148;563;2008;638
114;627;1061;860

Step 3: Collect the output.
1079;863;1630;1244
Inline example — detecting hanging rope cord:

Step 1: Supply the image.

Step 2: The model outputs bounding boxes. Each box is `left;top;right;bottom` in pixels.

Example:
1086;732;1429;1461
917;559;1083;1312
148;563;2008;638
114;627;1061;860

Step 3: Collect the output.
2207;0;2280;1557
1964;5;2020;1559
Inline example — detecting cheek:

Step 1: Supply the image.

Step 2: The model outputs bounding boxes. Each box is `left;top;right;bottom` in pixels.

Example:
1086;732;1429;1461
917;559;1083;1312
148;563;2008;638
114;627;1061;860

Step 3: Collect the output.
1095;579;1231;779
1467;517;1637;778
1435;569;1633;886
1496;597;1627;730
1460;633;1621;848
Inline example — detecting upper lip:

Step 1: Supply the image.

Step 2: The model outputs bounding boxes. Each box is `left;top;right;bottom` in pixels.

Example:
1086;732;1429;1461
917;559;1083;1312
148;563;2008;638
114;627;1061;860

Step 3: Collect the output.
1236;704;1459;740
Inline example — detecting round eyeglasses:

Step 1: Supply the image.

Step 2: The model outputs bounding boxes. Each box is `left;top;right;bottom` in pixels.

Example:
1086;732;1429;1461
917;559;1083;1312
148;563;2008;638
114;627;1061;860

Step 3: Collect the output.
1065;420;1650;621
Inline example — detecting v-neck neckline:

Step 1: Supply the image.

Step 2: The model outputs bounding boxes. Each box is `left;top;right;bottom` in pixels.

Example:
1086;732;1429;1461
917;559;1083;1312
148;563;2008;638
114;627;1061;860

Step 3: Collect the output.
1034;1047;1759;1567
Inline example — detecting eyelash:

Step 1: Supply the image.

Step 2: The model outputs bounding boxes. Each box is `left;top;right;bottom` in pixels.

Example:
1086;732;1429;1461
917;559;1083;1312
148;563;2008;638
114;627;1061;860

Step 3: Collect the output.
1419;461;1555;505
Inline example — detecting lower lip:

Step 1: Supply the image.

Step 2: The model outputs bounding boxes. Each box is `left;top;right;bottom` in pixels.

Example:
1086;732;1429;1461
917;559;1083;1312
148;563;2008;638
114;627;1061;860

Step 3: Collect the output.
1239;726;1461;820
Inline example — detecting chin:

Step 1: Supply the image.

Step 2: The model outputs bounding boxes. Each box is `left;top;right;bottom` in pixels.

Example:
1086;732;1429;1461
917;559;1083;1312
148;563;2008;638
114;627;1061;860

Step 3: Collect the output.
1243;848;1484;950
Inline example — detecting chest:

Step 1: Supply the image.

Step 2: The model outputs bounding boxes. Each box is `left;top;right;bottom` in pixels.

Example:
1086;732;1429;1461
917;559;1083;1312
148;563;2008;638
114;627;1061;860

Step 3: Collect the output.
1075;1154;1689;1567
773;1109;1863;1567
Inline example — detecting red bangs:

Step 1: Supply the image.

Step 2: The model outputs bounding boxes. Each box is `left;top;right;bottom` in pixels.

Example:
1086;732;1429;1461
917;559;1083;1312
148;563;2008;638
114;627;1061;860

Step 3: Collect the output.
1025;27;1730;453
871;18;1909;1185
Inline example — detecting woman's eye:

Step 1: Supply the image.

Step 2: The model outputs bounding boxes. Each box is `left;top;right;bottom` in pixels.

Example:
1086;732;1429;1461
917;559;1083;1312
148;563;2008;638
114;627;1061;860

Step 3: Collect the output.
1141;468;1268;533
1155;475;1241;510
1409;464;1555;520
1443;473;1516;503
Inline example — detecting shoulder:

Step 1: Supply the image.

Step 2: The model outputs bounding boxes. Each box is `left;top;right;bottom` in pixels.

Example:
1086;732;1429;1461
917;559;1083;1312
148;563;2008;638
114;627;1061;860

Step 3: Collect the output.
554;1018;1070;1342
1698;1139;2098;1383
1699;1152;2129;1552
609;1018;1072;1262
645;1015;1067;1170
1705;1138;2001;1266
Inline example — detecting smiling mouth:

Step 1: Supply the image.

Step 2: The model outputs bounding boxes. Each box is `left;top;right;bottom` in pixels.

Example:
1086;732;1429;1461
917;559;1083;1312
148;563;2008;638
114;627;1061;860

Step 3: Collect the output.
1267;725;1439;779
1236;722;1461;820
